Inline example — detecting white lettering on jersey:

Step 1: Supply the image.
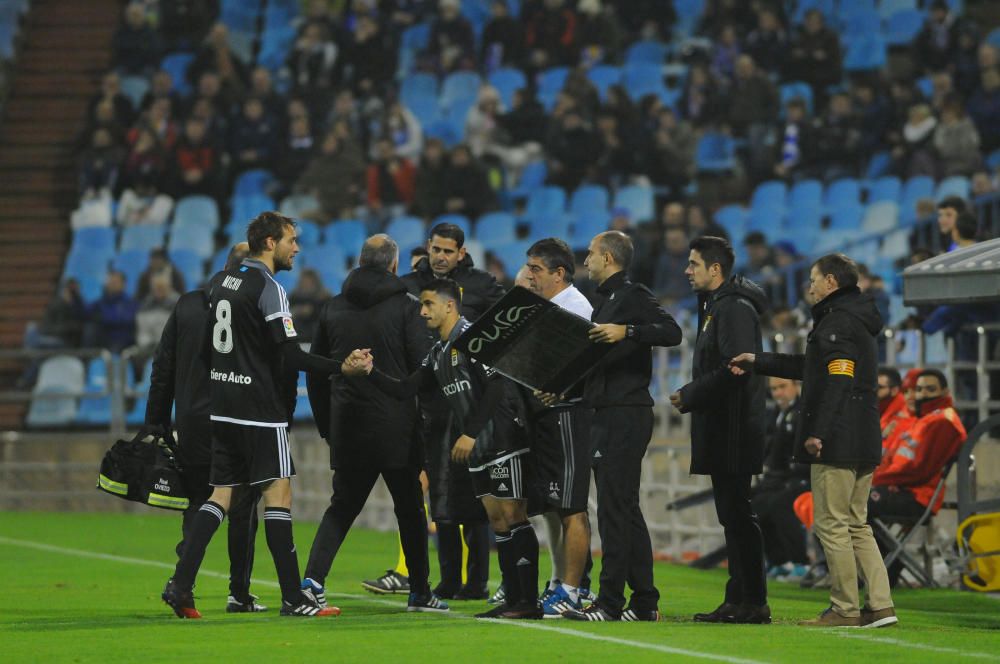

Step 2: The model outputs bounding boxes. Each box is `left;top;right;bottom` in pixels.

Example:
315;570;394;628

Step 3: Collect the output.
222;275;243;291
442;379;471;396
210;369;253;385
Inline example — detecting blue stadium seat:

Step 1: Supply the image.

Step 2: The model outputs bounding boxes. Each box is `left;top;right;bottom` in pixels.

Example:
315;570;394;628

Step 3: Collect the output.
228;194;277;239
173;195;220;231
623;62;665;100
296;219;321;246
825;178;861;212
64;251;110;288
401;22;431;50
868;176;901;204
210;247;229;274
882;228;911;261
695;133;736;173
750;180;787;214
234;169;274;196
569;209;610;250
673;0;705;35
900;175;935;224
385;216;426;250
886;9;925;47
864;151;893;179
915;75;934;99
879;0;917;19
842;8;881;38
299;244;346;272
779;81;814;115
788;179;823;215
432;214;472;239
814;230;854;253
828;205;864;230
159;52;195;96
569;185;609;215
475;212;517;246
935;175;970;202
613;184;655;223
401;72;439;107
746;209;782;235
587;65;621;101
988;27;1000;50
714;205;747;239
861;201;900;234
404;94;441;129
120;224;167;252
315;265;346;294
840;0;876;15
510;160;546;200
326;219;367;257
73;227;116;255
844;35;887;72
537;66;569;109
125;359;155;426
488;68;527;109
490;240;533;277
257;26;296;72
625;40;669;65
986;148;1000;171
168;224;214;259
440;71;482;112
782;226;818;254
792;0;835;24
120;75;150;109
279;193;320;220
526;213;571;243
113;248;151;277
168;249;207;288
27;356;85;428
523;186;567;223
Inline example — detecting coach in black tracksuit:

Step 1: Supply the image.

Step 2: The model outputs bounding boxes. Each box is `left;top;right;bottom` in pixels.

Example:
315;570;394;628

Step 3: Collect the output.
398;223;505;598
565;231;682;622
671;236;770;625
304;235;435;597
145;244;262;611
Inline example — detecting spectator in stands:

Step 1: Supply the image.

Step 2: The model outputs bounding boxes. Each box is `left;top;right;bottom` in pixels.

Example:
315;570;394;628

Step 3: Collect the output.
116;173;174;227
137;248;186;301
158;0;216;51
934;94;981;177
295;128;366;220
773;97;813;180
524;0;579;69
653;225;692;303
545;108;599;190
186;23;249;108
754;377;809;579
347;13;397;93
289;268;331;343
78;128;123;201
121;127;167;191
593;112;636;186
249;67;285;125
129;97;178;151
275;114;316;197
687;204;730;242
411;138;449;219
644;106;696;192
852;81;891;155
442;144;496;219
711;24;741;83
607;0;673;40
87;270;139;353
698;0;757;38
968;67;1000;152
975;44;999;90
662;202;685;229
383;101;423;162
428;0;475;72
499;87;549;146
366;137;417;222
952;26;983;99
17;279;88;389
929;71;955;115
575;0;624;66
744;9;786;77
112;2;162;76
914;1;962;74
893;103;938;179
228;97;279;176
743;232;774;279
858;264;890;327
561;69;602;120
185;72;228;133
480;0;525;70
139;70;180;116
786;10;841;109
88;71;135;132
726;55;779;182
287;20;343;118
812;92;862;180
136;273;180;353
83;98;127;151
169;116;222;200
870;369;966;586
936;195;967;252
678;62;723;128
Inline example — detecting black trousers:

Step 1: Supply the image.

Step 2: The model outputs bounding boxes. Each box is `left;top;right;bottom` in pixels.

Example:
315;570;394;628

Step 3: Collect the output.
751;481;810;566
177;463;260;600
868;485;926;587
435;521;490;592
592;406;659;613
305;464;430;594
711;472;768;606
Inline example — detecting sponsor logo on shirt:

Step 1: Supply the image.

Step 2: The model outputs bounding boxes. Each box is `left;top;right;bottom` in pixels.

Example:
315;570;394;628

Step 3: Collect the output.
491;465;510;480
442;378;471;396
210;369;253;385
282;317;297;338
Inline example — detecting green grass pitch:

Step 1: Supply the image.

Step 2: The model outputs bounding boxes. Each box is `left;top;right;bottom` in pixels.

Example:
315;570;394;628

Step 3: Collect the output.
1;511;998;663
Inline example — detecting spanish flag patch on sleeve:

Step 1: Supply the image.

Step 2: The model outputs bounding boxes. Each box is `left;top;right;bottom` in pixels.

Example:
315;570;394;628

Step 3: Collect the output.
827;359;855;377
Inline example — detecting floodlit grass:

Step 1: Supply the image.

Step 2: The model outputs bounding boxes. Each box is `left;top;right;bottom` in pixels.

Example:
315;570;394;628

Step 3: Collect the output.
1;511;998;663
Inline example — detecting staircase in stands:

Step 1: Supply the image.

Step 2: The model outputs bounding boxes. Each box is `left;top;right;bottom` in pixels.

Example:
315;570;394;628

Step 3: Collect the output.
0;0;119;429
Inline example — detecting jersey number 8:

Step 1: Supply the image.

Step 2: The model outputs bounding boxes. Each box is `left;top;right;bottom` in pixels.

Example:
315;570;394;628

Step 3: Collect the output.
213;300;234;353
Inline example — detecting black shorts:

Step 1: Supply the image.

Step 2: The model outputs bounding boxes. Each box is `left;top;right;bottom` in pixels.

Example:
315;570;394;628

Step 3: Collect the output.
210;421;295;487
531;405;592;513
470;449;530;500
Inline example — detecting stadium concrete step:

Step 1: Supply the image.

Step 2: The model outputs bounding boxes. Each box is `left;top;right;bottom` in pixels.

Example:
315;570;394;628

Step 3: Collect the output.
3;101;89;124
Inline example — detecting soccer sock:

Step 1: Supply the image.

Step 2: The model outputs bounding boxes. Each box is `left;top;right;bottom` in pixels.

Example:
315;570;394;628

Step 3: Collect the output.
393;533;408;577
264;507;302;605
510;521;539;605
561;583;580;605
494;530;520;606
173;501;225;591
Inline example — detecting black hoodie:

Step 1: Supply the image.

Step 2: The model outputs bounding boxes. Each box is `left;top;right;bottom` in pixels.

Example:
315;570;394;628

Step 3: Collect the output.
307;265;431;470
680;275;769;475
400;253;505;324
756;286;884;468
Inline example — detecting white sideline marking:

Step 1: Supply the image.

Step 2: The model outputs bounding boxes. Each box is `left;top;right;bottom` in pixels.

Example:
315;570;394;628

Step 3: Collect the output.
834;633;1000;661
0;536;762;663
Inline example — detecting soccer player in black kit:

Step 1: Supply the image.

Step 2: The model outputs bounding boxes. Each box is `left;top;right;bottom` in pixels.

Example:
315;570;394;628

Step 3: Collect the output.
162;212;346;618
344;278;542;619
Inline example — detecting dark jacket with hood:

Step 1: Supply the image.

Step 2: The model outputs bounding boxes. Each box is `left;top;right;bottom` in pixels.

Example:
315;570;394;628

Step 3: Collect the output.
400;253;505;324
307;265;430;470
755;286;883;468
680;275;768;475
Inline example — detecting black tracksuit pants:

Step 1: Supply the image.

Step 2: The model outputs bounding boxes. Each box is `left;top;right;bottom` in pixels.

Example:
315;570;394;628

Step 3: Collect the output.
711;472;768;606
592;406;659;614
305;464;430;594
752;482;810;566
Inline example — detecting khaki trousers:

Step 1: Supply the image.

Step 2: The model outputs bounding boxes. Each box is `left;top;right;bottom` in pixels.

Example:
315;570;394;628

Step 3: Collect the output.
811;464;894;617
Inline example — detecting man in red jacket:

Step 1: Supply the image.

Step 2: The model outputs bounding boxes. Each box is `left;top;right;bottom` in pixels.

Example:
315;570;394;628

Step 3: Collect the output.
869;368;966;586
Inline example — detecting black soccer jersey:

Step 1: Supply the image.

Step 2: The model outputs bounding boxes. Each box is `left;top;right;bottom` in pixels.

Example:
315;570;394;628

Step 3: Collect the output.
208;258;298;427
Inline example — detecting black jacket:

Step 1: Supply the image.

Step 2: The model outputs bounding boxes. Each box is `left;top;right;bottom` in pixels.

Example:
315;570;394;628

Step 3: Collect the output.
584;271;683;409
755;286;883;468
758;398;810;491
307;266;431;470
680;276;768;475
400;254;505;324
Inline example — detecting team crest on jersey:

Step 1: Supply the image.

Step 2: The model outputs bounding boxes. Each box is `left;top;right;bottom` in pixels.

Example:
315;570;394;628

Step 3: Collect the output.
451;348;458;366
282;317;297;338
702;315;713;332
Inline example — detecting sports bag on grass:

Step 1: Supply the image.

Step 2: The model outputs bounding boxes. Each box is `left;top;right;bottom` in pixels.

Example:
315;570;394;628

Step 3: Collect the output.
97;430;190;511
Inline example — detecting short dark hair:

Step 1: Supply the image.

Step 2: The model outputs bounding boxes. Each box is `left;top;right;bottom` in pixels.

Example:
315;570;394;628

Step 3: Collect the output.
247;211;296;254
421;277;462;305
937;196;967;214
812;253;859;290
955;211;979;240
690;236;735;279
878;367;902;389
918;368;948;389
596;231;633;269
429;222;465;248
527;238;575;281
359;234;399;270
224;243;250;271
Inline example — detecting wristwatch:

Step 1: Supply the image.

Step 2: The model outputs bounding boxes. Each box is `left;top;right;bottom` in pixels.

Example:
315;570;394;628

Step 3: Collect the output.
625;324;637;340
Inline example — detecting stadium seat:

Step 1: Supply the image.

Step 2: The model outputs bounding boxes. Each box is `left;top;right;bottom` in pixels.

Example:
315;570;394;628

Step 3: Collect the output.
862;201;900;234
886;9;925;47
173;195;220;231
673;0;705;35
625;40;669;64
210;247;229;274
491;240;532;277
112;248;151;277
828;205;864;230
750;180;787;215
935;175;970;202
714;205;747;239
234;169;274;196
72;227;117;256
587;65;621;100
537;66;569;109
842;8;881;38
120;224;167;252
986;148;1000;171
488;68;527;108
279;193;321;220
401;22;431;51
440;71;481;112
882;228;911;261
868;176;901;204
400;72;439;108
879;0;917;19
623;62;665;100
168;249;207;288
475;212;517;246
385;216;426;250
569;184;609;215
900;175;935;224
864;151;893;179
523;186;567;223
746;209;782;236
510;160;547;200
844;35;887;72
695;133;736;173
986;27;1000;50
119;75;150;109
813;230;854;253
257;26;295;72
315;264;346;293
125;359;155;426
168;223;214;259
613;184;655;223
569;209;610;250
779;81;814;115
326;219;367;257
788;179;823;215
526;213;571;243
404;94;441;129
296;219;321;246
432;214;472;239
27;356;85;427
299;244;346;272
76;357;113;425
159;52;195;96
825;178;861;212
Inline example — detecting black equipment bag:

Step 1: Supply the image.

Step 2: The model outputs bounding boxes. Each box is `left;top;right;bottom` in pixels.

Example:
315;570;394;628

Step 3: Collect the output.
97;430;190;511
